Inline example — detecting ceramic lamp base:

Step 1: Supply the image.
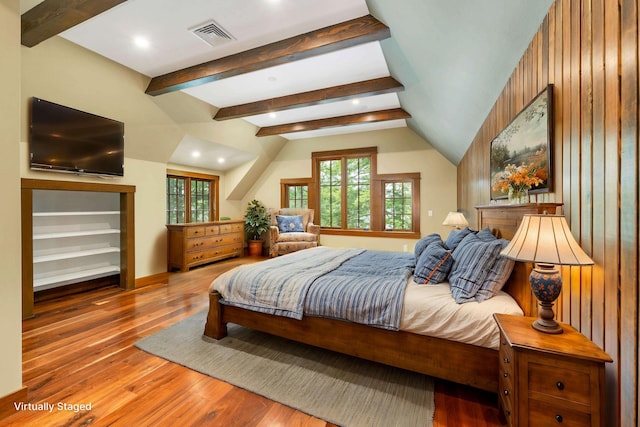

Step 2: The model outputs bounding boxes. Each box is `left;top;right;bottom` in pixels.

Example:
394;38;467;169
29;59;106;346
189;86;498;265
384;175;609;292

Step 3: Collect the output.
532;301;563;334
530;264;564;334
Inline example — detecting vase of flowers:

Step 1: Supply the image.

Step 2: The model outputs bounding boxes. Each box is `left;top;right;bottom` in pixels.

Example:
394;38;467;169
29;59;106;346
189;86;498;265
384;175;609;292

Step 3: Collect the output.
492;163;543;204
508;186;529;204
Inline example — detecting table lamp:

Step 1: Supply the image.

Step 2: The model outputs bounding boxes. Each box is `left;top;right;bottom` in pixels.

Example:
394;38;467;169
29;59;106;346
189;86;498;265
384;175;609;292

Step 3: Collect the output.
442;211;469;230
500;214;593;334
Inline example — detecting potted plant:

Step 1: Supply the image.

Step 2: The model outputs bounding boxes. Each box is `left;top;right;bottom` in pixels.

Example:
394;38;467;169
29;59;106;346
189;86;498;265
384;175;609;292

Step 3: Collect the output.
244;199;271;256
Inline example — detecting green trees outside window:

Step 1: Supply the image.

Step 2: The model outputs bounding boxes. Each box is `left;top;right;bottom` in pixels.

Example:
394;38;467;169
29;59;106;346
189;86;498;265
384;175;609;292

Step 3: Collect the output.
287;185;308;208
384;182;412;231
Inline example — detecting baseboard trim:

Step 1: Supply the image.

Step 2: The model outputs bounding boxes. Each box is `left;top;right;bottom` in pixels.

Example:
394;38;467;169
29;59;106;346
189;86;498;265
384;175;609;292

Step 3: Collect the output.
0;386;28;421
135;272;170;288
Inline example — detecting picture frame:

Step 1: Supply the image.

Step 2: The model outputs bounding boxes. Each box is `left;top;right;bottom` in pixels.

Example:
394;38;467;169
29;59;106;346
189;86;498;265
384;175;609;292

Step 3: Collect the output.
490;84;553;200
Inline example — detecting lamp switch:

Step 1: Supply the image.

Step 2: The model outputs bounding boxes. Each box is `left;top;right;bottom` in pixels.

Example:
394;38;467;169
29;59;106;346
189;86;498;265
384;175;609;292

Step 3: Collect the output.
428;210;433;217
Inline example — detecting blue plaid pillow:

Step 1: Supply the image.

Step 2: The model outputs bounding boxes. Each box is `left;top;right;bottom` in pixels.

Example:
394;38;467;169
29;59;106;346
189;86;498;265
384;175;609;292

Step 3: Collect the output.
475;237;515;302
444;227;474;251
276;215;304;233
414;240;453;284
449;234;503;303
414;233;442;260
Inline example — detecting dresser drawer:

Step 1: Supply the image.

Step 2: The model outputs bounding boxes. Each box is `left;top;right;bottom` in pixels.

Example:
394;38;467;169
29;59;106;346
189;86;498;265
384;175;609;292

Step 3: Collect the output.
528;398;591;427
186;237;219;251
186;251;208;264
528;360;591;405
220;223;243;234
185;227;206;238
203;243;242;259
205;225;220;235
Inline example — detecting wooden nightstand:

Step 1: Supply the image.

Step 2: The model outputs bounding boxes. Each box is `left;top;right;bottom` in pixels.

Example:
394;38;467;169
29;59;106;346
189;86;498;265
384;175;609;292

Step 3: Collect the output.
493;314;612;427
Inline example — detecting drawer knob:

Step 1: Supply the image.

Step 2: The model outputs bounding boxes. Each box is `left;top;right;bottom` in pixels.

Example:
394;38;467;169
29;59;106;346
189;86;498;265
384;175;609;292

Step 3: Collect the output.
555;414;563;423
556;381;564;390
503;390;509;396
503;357;509;363
505;410;511;417
503;372;509;378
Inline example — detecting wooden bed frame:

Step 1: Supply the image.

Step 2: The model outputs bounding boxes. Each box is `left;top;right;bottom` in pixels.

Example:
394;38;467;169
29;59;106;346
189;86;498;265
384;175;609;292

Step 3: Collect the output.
203;205;552;393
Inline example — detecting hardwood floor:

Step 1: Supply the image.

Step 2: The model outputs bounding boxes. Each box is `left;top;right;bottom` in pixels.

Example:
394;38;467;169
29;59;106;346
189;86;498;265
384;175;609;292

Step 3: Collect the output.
6;256;506;426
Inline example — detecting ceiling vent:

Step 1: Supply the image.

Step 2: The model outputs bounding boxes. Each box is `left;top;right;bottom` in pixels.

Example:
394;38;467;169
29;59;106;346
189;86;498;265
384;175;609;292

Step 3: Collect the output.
190;20;235;47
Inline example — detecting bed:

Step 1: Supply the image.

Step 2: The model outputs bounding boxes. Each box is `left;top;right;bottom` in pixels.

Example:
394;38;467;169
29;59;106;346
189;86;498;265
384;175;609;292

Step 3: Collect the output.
204;208;536;393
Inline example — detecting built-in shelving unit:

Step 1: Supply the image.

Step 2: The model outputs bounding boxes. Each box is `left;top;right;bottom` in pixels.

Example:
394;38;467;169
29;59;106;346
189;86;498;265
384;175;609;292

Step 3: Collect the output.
31;202;122;292
21;179;135;319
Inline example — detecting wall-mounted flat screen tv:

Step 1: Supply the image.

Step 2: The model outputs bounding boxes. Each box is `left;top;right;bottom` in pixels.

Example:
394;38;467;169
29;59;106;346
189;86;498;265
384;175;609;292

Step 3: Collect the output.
29;97;124;177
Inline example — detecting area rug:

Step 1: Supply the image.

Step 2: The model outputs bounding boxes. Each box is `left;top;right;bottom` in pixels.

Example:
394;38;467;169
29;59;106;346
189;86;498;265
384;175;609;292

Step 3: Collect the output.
135;310;434;427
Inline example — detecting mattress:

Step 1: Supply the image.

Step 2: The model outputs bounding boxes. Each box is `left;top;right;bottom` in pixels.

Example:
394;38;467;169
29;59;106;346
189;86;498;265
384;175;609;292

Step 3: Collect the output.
211;271;524;351
400;278;524;349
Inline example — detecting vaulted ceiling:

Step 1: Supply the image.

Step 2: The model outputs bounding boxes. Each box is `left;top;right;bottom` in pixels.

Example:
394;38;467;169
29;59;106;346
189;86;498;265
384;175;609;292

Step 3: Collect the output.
20;0;553;167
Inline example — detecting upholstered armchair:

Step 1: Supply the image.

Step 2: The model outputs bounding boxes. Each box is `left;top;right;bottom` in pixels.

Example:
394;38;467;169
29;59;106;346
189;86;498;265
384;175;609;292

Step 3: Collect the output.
269;208;320;257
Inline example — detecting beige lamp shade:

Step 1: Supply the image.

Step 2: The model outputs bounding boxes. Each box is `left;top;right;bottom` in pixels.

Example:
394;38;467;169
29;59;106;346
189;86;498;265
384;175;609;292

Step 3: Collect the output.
500;214;594;266
442;211;469;228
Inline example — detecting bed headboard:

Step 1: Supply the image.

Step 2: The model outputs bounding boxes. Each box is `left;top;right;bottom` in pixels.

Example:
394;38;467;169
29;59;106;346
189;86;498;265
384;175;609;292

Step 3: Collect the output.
475;203;563;317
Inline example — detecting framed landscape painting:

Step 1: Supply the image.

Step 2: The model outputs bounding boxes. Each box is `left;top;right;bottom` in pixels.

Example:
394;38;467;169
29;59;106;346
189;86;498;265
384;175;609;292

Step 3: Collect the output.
490;85;553;200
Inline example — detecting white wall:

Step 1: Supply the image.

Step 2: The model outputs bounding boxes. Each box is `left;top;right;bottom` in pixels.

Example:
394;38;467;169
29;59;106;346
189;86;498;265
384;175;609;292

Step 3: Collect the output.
0;0;24;399
242;127;459;252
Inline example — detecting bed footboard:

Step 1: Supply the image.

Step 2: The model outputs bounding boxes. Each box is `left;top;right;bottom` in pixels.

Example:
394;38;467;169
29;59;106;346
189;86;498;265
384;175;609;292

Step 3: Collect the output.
204;293;499;392
204;290;228;339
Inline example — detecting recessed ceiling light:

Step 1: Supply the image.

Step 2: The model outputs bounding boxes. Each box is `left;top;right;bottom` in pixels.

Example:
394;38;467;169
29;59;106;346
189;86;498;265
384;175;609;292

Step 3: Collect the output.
269;112;277;119
133;36;150;49
191;151;201;158
218;157;225;164
352;99;360;105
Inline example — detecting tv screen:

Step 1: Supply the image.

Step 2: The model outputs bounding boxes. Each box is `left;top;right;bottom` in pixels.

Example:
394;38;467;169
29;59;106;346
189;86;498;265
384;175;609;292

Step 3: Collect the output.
29;97;124;177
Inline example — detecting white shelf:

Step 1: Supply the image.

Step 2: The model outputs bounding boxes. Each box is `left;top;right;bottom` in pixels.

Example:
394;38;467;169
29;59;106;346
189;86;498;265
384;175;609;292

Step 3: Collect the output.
33;247;120;263
33;229;120;240
33;211;120;217
34;266;121;291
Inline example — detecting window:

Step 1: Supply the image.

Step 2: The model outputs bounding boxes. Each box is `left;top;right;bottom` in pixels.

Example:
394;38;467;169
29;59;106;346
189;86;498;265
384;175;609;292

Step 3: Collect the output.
166;176;186;224
280;178;312;209
286;185;308;208
384;180;414;231
319;158;343;227
190;179;211;222
166;170;219;224
306;147;420;238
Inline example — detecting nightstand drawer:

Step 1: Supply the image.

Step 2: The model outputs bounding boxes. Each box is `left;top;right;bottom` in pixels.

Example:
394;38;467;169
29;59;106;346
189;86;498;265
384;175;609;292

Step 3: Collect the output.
499;374;514;413
499;392;514;427
499;333;514;377
528;361;591;405
529;398;591;427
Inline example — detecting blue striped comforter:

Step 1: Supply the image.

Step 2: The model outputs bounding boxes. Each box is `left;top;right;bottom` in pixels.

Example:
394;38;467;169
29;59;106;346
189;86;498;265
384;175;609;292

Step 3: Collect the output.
217;246;415;330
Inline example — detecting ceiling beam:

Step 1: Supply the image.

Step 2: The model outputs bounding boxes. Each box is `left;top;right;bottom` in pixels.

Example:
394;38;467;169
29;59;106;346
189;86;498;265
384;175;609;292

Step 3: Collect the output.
213;77;404;121
255;108;411;137
145;14;390;96
21;0;127;48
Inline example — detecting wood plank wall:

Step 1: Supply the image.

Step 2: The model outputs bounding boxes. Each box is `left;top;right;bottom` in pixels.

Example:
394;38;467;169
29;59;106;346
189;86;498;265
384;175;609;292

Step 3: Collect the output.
457;1;639;426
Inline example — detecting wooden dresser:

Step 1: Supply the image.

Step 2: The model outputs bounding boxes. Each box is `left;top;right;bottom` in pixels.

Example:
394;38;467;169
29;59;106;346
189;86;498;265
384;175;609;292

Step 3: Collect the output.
494;314;612;427
167;220;244;272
